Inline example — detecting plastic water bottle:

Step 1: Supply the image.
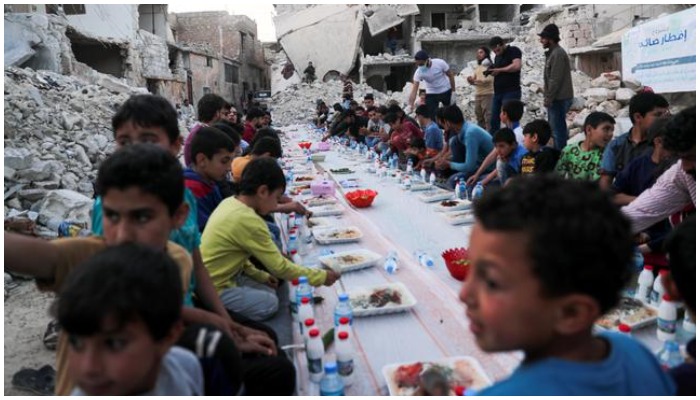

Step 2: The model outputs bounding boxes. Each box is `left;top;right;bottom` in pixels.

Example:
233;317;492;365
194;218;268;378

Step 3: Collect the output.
656;340;684;370
632;247;645;272
291;249;302;265
391;154;399;170
429;172;436;186
403;175;412;190
657;294;677;341
306;328;325;383
306;153;312;165
334;293;353;327
458;178;467;200
406;159;413;174
335;331;354;386
618;323;632;336
289;278;300;321
288;230;299;254
420;168;427;182
296;276;314;310
384;250;398;274
683;307;696;335
454;181;461;199
635;265;654;303
414;251;435;269
650;269;668;306
471;181;484;200
298;297;314;334
320;362;345;396
288;213;296;232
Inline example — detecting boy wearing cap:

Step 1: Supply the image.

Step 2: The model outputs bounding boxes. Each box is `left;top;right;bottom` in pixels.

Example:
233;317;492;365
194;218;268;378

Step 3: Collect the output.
539;24;574;151
408;50;455;119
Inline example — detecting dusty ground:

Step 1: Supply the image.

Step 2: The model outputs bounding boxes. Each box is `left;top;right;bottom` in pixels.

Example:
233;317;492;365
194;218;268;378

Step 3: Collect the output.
4;280;56;395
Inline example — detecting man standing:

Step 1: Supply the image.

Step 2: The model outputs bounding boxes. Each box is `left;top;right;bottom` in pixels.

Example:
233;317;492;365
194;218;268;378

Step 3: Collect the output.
487;37;522;133
408;50;455;119
539;24;574;150
303;61;316;83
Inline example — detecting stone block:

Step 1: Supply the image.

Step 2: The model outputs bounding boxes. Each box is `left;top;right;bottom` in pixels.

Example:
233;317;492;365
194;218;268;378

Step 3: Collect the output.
32;189;93;225
582;88;609;102
615;88;636;104
4;148;34;170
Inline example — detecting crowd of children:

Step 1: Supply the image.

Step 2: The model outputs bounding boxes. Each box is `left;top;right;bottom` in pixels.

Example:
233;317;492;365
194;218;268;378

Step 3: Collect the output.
4;71;695;396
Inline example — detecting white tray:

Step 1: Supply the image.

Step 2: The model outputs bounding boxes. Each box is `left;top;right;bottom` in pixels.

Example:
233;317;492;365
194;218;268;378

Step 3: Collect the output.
595;297;658;331
310;154;326;162
442;210;476;226
289;185;312;196
433;199;472;213
307;216;339;229
302;195;337;208
318;249;382;273
348;282;417;317
291;175;318;186
409;183;433;192
418;189;454;203
312;226;362;244
382;356;492;396
307;204;344;217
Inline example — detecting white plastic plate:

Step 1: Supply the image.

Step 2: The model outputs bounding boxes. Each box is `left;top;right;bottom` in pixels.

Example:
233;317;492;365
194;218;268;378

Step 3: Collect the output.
307;204;344;217
312;226;362;244
595;297;658;330
291;175;318;186
382;356;492;396
418;189;455;203
348;282;417;317
318;249;382;273
409;183;433;192
302;195;337;208
433;199;472;213
442;210;476;226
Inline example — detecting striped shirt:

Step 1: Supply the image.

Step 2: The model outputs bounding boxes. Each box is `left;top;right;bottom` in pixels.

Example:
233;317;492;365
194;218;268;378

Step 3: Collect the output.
623;161;696;233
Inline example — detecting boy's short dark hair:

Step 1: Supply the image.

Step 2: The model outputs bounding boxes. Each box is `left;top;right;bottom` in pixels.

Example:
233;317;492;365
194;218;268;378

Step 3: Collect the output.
332;103;343;112
489;36;505;47
383;112;401;125
112;94;180;144
387;104;404;116
197;93;226;122
365;106;378;114
246;107;266;121
415;105;431;118
664;216;695;313
501;100;524;122
523;120;552;145
212;122;242;148
377;105;388;116
409;137;426;150
96;144;184;216
583;112;615;132
443;105;465;125
628;92;669;124
474;174;633;314
54;243;183;341
364;93;374;100
493;128;517;145
251;136;283;158
662;106;695;153
435;107;446;122
190;127;236;162
239;157;286;196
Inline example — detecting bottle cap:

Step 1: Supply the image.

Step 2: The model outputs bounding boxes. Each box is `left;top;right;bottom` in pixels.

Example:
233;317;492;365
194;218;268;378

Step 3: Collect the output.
643;265;653;270
618;323;631;333
338;293;349;302
662;293;671;302
304;318;315;327
339;317;350;325
338;331;349;340
454;386;466;396
292;278;299;285
300;297;310;304
324;362;338;374
291;250;298;255
309;328;320;337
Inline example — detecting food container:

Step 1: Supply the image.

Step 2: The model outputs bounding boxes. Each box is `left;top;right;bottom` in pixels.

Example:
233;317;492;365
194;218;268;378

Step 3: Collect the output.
312;226;362;244
347;282;417;317
596;297;658;330
311;179;335;196
314;142;331;151
345;189;378;208
418;190;454;203
433;199;472;213
382;356;492;396
318;249;382;273
441;248;470;281
442;210;476;226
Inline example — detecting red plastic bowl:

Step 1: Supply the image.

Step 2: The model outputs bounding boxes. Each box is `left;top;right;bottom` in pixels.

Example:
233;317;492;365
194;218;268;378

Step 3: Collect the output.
298;142;312;149
441;248;470;281
345;189;378;208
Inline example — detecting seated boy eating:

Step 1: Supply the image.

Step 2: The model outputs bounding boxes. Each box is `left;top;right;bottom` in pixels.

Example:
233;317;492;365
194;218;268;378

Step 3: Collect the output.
479;128;528;186
461;174;675;395
56;244;204;396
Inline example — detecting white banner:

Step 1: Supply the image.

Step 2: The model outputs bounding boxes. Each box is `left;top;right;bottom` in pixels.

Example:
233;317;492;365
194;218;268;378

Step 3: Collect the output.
621;7;696;93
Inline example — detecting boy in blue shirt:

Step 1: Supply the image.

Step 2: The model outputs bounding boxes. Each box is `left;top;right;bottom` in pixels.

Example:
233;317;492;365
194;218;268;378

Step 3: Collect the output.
184;127;237;231
461;175;675;395
415;104;444;156
479;128;528;186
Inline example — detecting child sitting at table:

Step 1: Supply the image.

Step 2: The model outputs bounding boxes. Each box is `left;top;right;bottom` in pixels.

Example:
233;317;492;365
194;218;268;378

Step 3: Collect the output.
520;119;559;175
477;128;528;186
461;174;675;395
662;216;695;396
555;112;615;181
405;137;428;170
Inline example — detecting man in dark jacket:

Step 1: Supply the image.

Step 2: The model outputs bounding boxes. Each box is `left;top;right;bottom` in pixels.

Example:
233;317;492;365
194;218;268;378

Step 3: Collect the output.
539;24;574;151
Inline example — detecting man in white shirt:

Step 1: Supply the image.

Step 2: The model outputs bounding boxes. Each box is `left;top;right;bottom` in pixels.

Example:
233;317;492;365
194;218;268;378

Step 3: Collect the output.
408;50;455;119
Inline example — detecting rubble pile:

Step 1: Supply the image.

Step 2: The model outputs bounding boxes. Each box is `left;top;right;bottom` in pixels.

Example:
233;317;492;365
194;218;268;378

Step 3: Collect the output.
4;66;142;227
414;23;514;41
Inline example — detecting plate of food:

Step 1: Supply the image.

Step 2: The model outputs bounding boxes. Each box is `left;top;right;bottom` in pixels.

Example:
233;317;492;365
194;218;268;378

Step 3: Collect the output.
348;282;417;317
292;175;318;186
307;204;344;217
409;183;433;192
442;210;476;226
433;199;472;213
382;357;492;396
289;184;312;196
418;189;454;203
596;297;658;330
318;249;382;273
330;168;355;174
302;195;337;208
310;154;326;162
312;226;363;244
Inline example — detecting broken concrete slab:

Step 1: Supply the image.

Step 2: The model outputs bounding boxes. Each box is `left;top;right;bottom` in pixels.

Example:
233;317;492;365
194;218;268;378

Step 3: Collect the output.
4;15;43;67
4;148;34;170
364;5;418;37
275;5;364;79
32;189;93;225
